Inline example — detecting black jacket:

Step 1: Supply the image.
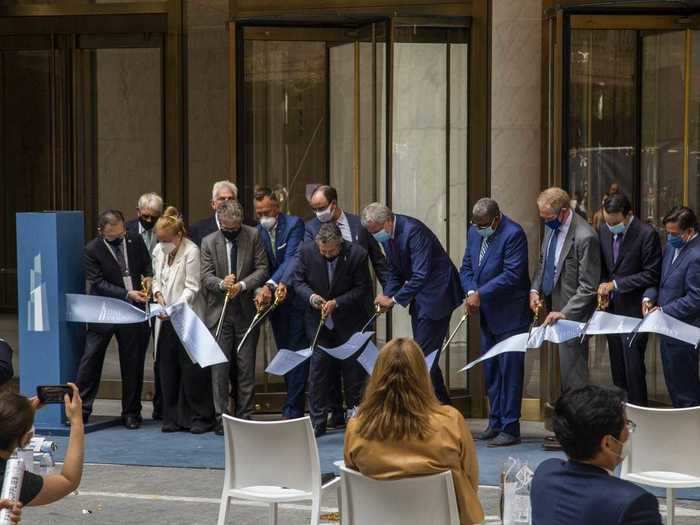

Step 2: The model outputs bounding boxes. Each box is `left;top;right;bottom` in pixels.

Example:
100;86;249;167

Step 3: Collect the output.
598;217;661;318
0;339;13;386
292;240;373;342
188;216;218;247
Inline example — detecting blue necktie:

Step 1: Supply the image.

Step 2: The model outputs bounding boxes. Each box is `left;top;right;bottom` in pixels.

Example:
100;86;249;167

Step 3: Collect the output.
542;229;559;297
479;238;489;266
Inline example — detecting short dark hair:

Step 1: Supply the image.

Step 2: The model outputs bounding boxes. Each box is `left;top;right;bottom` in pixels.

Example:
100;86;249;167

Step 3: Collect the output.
663;206;698;230
254;187;278;202
98;209;125;230
0;391;34;451
315;222;343;244
552;385;626;461
312;185;338;205
603;193;632;216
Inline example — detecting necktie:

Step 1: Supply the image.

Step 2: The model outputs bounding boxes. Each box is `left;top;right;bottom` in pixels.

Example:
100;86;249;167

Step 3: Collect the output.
113;242;127;274
269;228;277;262
325;260;335;329
542;229;559;297
612;234;621;265
479;238;489;266
229;239;238;276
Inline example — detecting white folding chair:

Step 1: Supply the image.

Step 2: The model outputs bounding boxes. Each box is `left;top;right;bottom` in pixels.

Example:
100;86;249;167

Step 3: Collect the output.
620;403;700;525
339;464;460;525
217;415;340;525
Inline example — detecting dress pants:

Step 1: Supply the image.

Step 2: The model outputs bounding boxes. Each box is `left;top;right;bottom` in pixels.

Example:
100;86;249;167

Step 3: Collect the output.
76;321;150;418
212;304;259;419
607;332;648;406
270;305;309;418
411;315;452;405
158;320;215;428
308;326;366;428
660;336;700;408
481;323;525;437
544;295;589;392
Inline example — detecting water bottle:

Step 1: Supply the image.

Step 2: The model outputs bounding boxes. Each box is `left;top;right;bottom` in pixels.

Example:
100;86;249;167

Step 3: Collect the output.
0;457;25;525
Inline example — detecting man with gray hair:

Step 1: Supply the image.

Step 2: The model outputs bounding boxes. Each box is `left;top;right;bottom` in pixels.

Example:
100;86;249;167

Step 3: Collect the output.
126;192;163;255
200;200;269;433
460;198;530;446
189;180;238;246
361;203;463;404
292;222;373;437
531;187;600;449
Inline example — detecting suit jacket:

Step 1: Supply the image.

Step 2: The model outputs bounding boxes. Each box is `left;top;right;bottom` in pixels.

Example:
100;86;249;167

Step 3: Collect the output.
199;225;269;330
126;218;158;255
152;238;206;350
460;214;531;335
532;212;601;321
644;235;700;327
188;215;218;248
598;218;661;318
303;211;390;287
381;214;462;321
258;213;305;286
292;240;373;342
0;339;13;386
344;405;484;525
531;459;662;525
84;232;153;301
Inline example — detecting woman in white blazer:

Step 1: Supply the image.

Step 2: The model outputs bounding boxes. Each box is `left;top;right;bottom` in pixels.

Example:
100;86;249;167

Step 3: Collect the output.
152;207;214;433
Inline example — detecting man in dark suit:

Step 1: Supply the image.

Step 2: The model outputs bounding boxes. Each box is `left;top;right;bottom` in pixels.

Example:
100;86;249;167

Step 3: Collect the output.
75;209;152;429
189;180;237;247
362;203;463;405
201;200;269;432
253;187;309;419
597;193;661;406
643;206;700;408
0;339;13;387
293;223;373;437
531;385;662;525
304;185;389;427
125;191;163;420
460;198;530;447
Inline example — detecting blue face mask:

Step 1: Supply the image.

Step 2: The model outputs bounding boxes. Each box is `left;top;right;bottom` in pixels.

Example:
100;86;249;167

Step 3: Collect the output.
475;216;498;239
667;234;685;250
544;217;561;230
607;221;626;235
373;229;391;243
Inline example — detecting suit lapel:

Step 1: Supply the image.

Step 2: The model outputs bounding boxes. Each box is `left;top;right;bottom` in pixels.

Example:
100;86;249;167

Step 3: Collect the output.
662;236;698;284
214;232;228;276
236;228;249;278
612;219;638;272
474;228;500;280
554;215;576;286
330;245;349;292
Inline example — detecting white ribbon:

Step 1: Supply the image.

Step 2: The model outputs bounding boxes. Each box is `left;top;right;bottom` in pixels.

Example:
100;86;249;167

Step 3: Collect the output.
66;294;226;368
637;309;700;346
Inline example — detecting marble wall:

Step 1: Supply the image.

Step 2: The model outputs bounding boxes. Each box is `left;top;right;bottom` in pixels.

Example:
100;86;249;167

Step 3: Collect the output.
490;0;543;397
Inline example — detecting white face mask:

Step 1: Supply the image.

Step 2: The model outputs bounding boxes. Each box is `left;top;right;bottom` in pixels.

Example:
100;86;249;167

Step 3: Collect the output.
610;434;631;462
260;216;277;231
160;242;176;255
316;205;334;223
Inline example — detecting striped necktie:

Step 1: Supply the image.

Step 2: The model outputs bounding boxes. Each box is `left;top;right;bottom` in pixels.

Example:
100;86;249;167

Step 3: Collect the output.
479;238;489;266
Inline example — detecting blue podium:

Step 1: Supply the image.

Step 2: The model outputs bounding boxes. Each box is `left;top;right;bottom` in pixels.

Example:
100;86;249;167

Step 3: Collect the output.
16;212;86;433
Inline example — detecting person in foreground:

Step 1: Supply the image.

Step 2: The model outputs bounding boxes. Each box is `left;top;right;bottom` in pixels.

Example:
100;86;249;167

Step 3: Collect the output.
0;384;85;511
343;338;484;525
531;385;662;525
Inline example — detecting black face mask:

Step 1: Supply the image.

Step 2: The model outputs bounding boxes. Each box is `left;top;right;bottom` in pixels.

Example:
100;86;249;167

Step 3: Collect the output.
139;217;156;231
221;229;241;241
105;236;124;247
324;254;338;263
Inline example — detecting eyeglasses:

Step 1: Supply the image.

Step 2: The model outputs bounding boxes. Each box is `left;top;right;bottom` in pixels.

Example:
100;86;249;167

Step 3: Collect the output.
625;419;636;434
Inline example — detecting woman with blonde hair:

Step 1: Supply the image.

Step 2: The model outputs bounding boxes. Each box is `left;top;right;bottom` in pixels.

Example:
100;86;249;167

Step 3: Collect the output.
152;207;214;433
344;338;484;524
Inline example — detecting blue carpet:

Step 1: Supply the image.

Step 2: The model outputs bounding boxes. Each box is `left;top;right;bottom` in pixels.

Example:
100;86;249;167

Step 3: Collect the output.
49;420;700;500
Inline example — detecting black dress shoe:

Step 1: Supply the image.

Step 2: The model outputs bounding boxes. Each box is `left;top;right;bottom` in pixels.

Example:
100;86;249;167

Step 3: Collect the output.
476;427;500;441
487;432;522;448
328;412;346;429
214;419;224;436
191;421;214;435
124;415;142;430
161;422;180;433
314;424;327;438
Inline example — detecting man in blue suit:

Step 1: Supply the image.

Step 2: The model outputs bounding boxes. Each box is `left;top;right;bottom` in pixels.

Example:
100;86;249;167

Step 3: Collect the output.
531;385;662;525
460;198;530;447
253;188;309;418
643;206;700;408
362;203;463;404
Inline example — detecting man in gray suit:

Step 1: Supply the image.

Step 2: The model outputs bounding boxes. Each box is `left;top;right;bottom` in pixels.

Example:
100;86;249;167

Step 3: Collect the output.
201;200;268;433
531;187;600;393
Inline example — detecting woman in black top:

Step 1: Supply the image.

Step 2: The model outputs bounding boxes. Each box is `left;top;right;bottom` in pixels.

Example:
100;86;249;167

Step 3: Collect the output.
0;383;84;510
